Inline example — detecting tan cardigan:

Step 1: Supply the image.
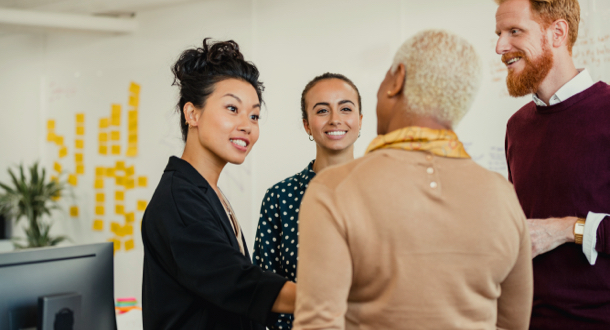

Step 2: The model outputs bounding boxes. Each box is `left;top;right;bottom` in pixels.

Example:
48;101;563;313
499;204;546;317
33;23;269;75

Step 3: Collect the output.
293;149;532;330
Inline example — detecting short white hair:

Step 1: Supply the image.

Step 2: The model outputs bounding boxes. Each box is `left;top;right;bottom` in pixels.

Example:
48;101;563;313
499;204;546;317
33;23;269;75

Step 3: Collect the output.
391;29;482;127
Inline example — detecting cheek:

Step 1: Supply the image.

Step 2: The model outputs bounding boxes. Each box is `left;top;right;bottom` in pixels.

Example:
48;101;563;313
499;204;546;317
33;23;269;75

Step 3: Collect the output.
309;117;326;133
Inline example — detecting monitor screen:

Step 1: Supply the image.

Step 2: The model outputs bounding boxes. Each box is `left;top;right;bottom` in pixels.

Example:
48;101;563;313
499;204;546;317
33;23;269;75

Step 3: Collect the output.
0;242;116;330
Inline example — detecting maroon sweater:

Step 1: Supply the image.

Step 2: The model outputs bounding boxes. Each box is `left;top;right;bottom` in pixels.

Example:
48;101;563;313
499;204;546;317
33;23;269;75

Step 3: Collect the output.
506;81;610;329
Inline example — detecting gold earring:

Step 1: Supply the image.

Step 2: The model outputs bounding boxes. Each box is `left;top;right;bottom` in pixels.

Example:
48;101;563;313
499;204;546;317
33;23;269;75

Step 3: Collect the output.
387;91;392;96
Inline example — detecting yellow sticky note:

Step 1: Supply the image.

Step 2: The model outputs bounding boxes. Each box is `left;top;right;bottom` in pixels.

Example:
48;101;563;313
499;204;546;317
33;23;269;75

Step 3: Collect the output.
76;164;84;175
115;176;125;186
59;147;68;158
96;193;105;202
75;139;84;149
51;176;58;183
47;120;56;130
106;168;115;177
55;136;64;146
125;212;135;223
68;174;77;186
128;95;139;107
124;239;135;251
111;131;120;141
125;178;135;190
75;153;83;163
111;116;120;126
115;191;124;201
111;145;121;155
128;110;138;120
99;118;109;129
95;167;104;177
76;126;85;135
51;194;61;201
99;132;108;142
128;121;138;131
115;161;125;170
92;219;104;231
137;200;148;211
110;221;120;235
47;132;57;142
126;146;137;157
137;176;147;187
95;205;105;215
125;166;134;177
124;224;134;236
111;104;121;116
129;82;140;94
99;145;108;155
75;113;85;123
69;206;79;217
54;162;62;173
94;179;104;189
116;204;125;215
128;134;137;144
108;238;120;253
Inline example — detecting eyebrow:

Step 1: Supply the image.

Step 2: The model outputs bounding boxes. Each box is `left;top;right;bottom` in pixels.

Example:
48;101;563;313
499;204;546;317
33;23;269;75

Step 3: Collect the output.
224;93;242;103
313;100;355;108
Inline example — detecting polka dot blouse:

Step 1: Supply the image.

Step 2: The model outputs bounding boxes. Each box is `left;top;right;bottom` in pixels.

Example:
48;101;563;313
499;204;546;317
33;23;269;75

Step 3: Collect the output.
253;160;316;330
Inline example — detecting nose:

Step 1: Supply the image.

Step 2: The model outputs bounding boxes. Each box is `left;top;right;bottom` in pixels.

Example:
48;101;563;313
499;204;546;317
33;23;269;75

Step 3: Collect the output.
496;33;510;55
329;109;341;125
237;114;252;134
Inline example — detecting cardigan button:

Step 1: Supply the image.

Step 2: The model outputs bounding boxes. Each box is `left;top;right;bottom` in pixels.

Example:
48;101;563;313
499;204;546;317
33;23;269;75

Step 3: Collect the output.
430;181;438;189
427;167;434;174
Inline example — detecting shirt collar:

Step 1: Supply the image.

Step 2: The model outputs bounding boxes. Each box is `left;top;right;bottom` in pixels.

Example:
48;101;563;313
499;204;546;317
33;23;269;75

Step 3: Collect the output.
164;156;210;190
533;68;594;106
297;160;316;186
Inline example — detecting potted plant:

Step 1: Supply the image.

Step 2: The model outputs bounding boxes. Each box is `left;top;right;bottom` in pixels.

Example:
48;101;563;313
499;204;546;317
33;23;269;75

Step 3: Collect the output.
0;162;68;248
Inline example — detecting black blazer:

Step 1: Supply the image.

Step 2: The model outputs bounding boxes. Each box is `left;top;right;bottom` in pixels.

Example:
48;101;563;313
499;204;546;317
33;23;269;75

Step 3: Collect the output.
142;156;287;329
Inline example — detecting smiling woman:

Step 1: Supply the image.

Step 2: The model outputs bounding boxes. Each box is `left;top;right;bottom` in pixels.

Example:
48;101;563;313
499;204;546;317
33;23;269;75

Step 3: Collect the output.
253;72;362;330
141;38;295;330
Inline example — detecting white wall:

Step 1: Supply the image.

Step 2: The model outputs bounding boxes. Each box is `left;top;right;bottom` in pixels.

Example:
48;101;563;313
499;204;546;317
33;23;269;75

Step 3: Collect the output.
0;0;608;304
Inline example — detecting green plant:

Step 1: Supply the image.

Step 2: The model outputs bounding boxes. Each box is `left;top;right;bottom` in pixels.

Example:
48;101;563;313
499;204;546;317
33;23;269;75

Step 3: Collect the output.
0;162;68;248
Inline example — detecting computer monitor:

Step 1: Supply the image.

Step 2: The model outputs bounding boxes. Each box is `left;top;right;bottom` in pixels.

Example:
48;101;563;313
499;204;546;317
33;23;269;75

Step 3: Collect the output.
0;242;116;330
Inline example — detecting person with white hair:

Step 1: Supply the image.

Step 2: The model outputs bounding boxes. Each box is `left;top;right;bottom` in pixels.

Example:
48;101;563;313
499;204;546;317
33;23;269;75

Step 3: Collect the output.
292;29;533;330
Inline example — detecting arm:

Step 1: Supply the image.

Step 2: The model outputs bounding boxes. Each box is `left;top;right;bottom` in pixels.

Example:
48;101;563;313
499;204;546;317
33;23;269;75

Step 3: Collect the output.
497;206;533;330
293;182;352;330
253;188;295;328
170;181;288;325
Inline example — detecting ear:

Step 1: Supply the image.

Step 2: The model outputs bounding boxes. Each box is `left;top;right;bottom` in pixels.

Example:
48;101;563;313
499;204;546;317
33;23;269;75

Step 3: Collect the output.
359;113;363;130
551;19;569;49
302;119;311;135
387;63;406;97
183;102;199;128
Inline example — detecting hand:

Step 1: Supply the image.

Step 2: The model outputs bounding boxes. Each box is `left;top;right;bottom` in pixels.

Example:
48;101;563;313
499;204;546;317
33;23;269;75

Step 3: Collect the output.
527;217;578;258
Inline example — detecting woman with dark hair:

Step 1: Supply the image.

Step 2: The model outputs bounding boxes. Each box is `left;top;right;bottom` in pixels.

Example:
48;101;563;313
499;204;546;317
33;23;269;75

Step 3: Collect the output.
141;38;295;329
253;73;363;330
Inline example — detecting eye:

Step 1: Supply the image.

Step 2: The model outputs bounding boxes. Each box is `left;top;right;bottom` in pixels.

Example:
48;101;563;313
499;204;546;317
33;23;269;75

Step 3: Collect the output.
511;29;520;35
316;108;328;114
250;114;260;121
227;105;237;112
341;107;352;112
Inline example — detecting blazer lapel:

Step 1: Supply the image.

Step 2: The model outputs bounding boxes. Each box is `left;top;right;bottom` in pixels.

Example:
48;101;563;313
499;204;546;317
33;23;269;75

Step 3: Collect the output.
205;188;242;252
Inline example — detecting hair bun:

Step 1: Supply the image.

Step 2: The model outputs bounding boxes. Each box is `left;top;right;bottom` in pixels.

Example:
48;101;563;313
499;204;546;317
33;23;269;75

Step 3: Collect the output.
172;38;244;87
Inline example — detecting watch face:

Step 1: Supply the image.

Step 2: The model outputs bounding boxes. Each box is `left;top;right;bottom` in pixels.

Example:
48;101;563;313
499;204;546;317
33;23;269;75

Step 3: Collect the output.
575;223;585;235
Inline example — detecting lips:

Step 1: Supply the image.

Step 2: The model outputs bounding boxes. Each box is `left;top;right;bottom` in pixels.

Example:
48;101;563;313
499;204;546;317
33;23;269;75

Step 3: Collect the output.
230;138;249;151
502;51;526;68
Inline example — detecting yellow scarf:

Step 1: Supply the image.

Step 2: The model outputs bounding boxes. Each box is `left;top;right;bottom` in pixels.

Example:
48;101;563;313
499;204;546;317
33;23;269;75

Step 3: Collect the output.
365;126;470;159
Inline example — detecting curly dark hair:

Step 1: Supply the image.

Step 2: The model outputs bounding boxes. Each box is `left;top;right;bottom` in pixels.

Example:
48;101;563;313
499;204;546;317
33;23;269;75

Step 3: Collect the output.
172;38;264;141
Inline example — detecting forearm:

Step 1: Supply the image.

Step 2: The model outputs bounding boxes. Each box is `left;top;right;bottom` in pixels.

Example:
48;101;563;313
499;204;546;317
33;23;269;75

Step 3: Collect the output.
271;281;296;314
528;216;577;258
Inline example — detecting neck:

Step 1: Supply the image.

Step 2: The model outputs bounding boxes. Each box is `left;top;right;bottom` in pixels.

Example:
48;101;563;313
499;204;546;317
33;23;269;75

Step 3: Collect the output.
181;135;226;190
535;55;578;105
384;105;452;134
313;144;355;173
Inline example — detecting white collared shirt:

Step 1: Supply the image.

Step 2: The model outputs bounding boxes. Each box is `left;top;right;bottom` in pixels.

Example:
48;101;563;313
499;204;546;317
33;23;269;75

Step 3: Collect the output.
532;68;594;106
533;68;605;265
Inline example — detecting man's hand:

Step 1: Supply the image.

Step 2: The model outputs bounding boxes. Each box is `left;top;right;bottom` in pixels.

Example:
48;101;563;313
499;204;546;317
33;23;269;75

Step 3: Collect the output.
527;217;578;258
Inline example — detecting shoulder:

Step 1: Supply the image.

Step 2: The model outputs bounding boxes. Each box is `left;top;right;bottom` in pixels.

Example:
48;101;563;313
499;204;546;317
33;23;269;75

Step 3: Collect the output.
265;161;314;195
507;101;536;128
309;152;393;191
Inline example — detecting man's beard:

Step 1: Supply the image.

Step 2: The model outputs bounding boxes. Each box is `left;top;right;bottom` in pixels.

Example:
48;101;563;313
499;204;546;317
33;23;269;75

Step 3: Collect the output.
502;39;553;97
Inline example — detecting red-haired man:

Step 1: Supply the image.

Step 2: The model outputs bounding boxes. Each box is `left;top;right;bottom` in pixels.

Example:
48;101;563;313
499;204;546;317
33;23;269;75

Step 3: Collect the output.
496;0;610;328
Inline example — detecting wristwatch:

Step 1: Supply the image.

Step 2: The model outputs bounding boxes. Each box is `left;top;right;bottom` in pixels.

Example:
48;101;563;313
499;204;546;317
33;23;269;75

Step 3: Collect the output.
574;217;586;245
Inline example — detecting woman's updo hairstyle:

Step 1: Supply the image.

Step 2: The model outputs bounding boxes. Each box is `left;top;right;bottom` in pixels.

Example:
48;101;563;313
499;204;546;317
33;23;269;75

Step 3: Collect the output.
172;38;264;141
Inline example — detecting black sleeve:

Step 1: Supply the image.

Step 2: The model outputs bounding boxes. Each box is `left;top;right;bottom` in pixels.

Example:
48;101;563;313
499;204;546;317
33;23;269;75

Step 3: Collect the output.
170;178;287;325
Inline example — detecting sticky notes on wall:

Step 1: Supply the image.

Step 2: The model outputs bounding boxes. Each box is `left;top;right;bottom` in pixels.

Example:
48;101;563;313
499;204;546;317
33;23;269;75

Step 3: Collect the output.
137;176;147;187
70;206;79;217
75;113;85;136
76;164;84;175
75;139;84;149
54;162;62;173
115;191;124;201
47;120;56;130
115;204;125;215
125;212;135;223
124;239;135;251
96;193;105;202
94;179;104;189
68;174;77;186
137;200;147;211
126;82;140;158
93;219;104;231
111;104;121;126
95;206;105;216
111;145;121;155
